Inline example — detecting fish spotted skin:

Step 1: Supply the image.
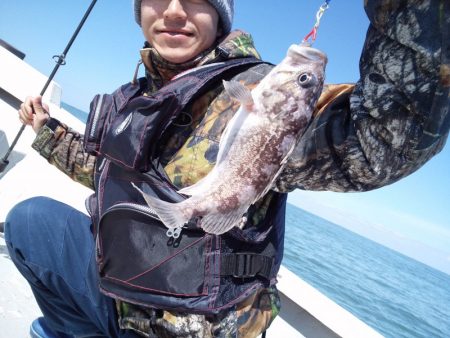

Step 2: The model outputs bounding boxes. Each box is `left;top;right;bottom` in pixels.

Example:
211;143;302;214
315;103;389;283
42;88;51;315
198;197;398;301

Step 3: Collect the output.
136;43;327;235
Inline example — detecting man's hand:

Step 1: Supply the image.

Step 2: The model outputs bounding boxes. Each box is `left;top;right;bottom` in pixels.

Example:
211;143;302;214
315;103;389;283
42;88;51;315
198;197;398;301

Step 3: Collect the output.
18;96;50;134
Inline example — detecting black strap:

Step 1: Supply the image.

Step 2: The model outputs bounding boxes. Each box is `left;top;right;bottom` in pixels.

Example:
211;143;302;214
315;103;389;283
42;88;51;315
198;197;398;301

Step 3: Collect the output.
221;253;274;279
160;57;267;106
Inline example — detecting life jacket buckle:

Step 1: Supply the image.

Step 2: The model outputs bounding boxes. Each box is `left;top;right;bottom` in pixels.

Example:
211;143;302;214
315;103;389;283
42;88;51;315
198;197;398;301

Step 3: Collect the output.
233;253;257;278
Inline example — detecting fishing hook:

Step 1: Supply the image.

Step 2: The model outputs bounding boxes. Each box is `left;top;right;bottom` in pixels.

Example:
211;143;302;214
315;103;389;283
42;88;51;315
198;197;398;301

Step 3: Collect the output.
302;1;331;45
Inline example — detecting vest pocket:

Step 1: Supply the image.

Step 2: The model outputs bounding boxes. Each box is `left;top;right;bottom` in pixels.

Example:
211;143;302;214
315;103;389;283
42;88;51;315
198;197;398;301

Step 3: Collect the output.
97;203;211;296
99;94;180;171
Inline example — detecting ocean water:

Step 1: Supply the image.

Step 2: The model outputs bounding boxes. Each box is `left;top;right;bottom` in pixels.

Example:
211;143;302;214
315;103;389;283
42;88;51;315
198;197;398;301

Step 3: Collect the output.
61;102;88;122
283;203;450;338
62;104;450;337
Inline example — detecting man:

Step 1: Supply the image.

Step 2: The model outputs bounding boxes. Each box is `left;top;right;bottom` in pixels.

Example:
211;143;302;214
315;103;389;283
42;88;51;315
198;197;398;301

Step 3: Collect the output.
6;0;449;337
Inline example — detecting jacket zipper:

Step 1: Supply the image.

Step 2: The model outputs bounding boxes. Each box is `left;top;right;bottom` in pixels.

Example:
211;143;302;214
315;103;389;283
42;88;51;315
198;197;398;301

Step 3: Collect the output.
96;159;110;216
103;202;159;220
89;94;104;140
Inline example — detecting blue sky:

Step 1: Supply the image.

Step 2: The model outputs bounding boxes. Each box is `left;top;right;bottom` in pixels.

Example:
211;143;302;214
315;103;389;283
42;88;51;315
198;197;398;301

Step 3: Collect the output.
1;1;449;274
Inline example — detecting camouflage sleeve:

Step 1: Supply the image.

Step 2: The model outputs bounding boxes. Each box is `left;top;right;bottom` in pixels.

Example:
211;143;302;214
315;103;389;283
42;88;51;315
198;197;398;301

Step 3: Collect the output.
31;118;96;189
275;0;449;193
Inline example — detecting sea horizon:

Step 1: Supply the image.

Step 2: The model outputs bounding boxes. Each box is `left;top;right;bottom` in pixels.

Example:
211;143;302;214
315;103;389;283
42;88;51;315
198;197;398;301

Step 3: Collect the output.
284;203;450;338
293;202;450;278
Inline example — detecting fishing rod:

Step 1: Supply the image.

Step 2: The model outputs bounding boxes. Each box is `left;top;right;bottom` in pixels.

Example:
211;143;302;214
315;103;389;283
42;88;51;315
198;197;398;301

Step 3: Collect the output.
0;0;98;174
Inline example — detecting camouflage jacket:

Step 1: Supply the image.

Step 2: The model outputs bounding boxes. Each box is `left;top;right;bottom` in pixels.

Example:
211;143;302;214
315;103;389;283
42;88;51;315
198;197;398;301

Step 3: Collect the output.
32;1;449;337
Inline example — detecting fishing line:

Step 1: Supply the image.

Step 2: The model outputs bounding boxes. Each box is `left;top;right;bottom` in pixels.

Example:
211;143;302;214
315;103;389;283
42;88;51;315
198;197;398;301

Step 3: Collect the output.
0;0;98;174
302;0;331;45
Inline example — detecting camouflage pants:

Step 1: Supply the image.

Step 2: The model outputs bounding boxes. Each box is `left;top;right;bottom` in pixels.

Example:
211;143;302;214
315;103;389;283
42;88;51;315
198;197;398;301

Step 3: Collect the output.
117;287;281;338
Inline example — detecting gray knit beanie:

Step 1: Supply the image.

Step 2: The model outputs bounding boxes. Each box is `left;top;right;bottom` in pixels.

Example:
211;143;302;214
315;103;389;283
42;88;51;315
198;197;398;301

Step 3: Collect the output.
133;0;234;34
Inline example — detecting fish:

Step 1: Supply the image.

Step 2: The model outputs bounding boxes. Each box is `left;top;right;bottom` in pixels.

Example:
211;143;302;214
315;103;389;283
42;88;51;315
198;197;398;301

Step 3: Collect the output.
134;43;327;235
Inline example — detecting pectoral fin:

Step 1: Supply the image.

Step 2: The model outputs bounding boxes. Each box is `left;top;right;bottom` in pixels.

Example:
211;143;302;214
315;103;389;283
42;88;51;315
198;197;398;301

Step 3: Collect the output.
223;80;254;110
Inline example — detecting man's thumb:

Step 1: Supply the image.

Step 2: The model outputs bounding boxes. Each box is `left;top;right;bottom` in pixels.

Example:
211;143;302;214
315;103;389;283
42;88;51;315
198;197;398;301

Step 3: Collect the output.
32;96;49;115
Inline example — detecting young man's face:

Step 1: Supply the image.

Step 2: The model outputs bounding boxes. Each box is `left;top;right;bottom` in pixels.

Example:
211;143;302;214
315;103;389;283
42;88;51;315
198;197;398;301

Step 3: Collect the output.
141;0;221;64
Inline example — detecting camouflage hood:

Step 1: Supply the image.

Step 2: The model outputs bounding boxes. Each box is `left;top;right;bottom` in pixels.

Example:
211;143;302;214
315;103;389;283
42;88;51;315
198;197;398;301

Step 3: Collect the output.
139;30;261;89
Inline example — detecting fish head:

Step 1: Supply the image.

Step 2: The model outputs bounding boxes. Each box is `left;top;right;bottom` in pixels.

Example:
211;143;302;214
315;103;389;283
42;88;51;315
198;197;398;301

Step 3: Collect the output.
256;43;327;123
281;43;327;98
287;43;328;66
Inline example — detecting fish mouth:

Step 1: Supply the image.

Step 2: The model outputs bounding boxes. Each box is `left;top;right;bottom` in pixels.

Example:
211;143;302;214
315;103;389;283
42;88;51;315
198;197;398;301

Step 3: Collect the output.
288;44;328;64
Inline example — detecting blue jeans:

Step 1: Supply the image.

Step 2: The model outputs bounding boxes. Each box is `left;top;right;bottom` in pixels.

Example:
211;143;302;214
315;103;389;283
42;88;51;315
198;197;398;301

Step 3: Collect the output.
4;197;139;338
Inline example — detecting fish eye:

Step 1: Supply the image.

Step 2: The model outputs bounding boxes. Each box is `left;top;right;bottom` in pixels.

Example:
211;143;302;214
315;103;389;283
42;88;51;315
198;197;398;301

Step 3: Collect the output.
298;73;312;86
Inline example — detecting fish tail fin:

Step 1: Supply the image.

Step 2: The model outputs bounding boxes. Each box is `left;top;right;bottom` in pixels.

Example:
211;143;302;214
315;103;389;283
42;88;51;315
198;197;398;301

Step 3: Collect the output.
200;210;245;235
132;183;191;229
148;197;190;230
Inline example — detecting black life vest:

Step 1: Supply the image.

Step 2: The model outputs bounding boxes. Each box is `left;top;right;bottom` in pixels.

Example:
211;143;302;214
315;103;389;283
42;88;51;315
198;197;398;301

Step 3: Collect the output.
83;58;288;314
